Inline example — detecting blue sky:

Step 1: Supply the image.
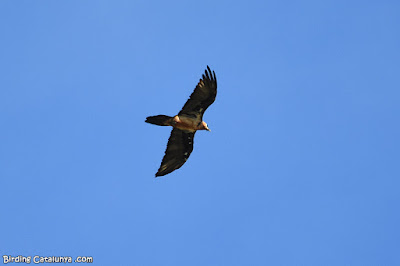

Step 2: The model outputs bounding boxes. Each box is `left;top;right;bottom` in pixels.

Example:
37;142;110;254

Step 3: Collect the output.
1;0;399;265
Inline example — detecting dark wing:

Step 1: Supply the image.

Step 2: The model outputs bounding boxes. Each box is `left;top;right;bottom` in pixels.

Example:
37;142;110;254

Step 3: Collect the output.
178;66;217;119
155;128;195;177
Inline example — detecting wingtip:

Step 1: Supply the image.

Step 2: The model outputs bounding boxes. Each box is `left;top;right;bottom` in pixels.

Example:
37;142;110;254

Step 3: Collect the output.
155;172;163;177
205;65;216;81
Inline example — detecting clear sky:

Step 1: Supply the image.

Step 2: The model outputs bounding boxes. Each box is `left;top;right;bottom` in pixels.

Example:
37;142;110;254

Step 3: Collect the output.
1;0;399;265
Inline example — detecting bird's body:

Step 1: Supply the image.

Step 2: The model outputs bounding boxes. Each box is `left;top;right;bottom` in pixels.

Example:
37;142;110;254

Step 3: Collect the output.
172;115;208;132
145;66;217;177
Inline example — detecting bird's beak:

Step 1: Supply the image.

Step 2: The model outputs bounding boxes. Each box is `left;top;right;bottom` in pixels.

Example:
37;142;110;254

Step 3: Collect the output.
206;127;211;132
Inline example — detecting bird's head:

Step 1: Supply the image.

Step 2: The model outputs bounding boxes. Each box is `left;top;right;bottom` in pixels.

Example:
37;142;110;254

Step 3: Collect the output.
199;121;211;131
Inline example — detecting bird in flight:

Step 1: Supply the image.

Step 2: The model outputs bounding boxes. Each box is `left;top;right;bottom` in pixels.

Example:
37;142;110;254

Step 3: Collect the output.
145;66;217;177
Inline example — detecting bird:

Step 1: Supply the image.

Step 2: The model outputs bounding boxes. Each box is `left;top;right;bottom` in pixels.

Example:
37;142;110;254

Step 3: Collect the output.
145;66;217;177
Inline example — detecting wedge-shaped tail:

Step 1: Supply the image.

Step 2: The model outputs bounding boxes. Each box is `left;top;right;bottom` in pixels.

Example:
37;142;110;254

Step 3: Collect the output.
145;115;172;126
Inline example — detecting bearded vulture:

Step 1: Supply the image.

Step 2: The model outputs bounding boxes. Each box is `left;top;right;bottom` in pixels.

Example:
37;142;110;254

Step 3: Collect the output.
145;66;217;177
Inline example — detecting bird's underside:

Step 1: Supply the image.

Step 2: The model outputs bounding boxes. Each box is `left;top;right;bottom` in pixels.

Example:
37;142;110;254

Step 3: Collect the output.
145;66;217;177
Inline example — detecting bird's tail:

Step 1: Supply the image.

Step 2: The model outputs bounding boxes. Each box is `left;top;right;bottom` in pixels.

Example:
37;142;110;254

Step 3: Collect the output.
145;115;173;126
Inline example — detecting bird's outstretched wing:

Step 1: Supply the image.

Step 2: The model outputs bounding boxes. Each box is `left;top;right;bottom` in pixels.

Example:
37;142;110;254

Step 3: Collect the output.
178;66;217;119
156;128;195;177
